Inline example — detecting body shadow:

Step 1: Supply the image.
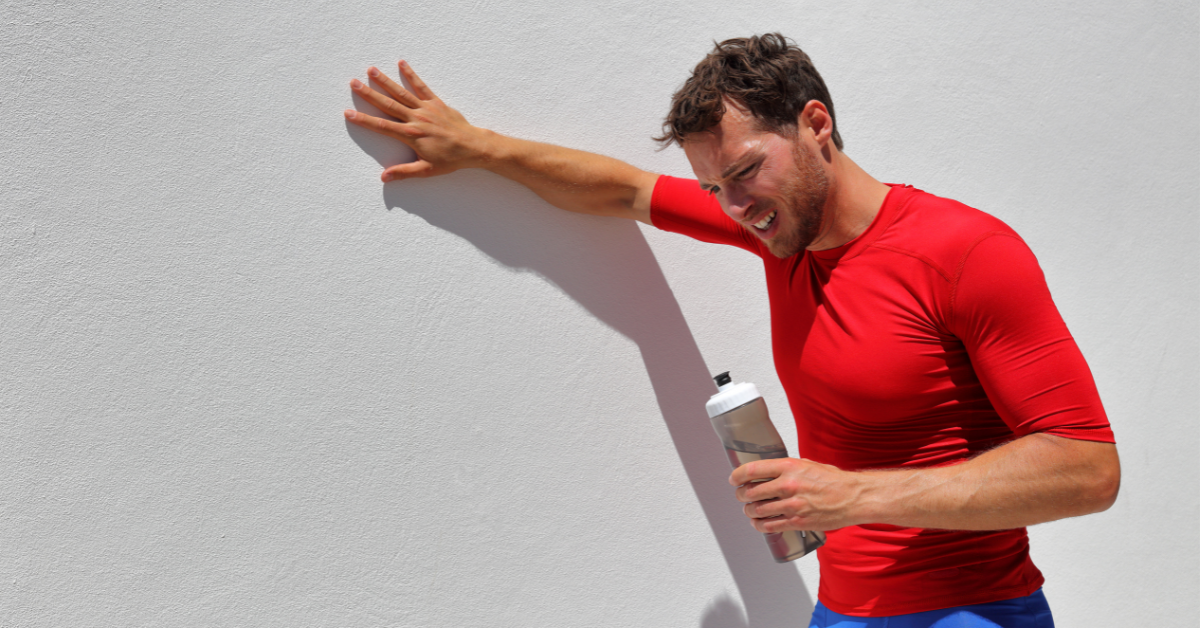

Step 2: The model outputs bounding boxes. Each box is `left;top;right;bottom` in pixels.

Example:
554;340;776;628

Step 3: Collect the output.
347;120;815;626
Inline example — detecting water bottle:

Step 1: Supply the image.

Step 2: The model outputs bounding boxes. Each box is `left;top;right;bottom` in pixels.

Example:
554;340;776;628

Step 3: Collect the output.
705;371;826;562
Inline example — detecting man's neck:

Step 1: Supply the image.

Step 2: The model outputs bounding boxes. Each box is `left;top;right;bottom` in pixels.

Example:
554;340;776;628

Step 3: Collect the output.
807;152;892;251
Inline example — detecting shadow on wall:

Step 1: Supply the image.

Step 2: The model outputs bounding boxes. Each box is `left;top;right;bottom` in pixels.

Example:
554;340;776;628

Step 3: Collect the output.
347;117;814;627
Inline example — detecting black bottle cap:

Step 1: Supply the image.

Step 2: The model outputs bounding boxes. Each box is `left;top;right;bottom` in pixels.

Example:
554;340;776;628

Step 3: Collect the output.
713;371;732;387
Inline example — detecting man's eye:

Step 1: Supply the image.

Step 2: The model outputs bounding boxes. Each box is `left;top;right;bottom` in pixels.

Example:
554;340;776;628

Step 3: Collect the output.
708;186;720;196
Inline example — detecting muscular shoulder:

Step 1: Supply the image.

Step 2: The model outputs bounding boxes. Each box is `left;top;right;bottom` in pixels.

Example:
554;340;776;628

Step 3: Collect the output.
872;187;1022;281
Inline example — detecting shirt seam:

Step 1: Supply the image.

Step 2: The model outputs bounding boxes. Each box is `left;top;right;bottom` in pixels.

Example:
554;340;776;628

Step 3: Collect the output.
947;231;1024;330
870;244;953;282
831;186;915;263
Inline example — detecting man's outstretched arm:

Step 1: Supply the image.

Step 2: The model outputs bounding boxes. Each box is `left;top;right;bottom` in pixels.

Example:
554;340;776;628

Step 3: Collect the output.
344;61;658;224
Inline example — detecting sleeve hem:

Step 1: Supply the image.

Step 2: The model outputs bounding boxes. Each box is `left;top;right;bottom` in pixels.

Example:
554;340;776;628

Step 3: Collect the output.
1033;427;1117;444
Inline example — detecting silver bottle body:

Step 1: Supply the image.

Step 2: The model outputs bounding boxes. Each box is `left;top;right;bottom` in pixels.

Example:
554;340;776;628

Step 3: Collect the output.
710;397;826;562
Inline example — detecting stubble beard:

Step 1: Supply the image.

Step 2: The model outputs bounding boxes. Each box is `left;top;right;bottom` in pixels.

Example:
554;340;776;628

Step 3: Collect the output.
763;141;830;259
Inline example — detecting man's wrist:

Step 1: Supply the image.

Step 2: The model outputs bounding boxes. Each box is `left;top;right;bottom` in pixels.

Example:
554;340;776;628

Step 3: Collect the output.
850;467;915;527
468;128;508;171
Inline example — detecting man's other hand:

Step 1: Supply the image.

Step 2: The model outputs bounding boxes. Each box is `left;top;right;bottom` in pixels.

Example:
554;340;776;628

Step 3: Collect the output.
731;457;865;533
345;61;492;182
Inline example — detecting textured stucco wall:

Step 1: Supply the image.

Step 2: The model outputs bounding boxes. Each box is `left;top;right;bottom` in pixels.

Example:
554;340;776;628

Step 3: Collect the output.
2;1;1196;626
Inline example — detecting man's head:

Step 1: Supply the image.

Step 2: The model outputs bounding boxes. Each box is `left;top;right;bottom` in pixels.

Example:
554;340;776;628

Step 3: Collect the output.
658;33;842;258
657;33;842;151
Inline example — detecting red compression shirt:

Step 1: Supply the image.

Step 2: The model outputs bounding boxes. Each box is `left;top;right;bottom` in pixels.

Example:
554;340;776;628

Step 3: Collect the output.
651;175;1115;617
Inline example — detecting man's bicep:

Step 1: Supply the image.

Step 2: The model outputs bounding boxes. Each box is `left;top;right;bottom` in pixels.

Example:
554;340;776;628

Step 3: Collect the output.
951;234;1115;442
648;175;763;255
628;170;658;225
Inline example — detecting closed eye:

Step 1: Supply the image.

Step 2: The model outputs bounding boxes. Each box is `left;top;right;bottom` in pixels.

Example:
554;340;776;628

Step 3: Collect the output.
703;161;761;196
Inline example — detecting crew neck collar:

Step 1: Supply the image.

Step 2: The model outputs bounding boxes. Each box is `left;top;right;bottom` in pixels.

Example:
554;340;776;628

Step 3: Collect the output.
809;184;911;262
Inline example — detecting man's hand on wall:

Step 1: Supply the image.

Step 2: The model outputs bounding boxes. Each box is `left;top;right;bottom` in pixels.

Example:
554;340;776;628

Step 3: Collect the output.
342;60;656;222
345;61;493;182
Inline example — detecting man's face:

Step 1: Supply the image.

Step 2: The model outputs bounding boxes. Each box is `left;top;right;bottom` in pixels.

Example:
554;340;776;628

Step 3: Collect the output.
683;103;829;258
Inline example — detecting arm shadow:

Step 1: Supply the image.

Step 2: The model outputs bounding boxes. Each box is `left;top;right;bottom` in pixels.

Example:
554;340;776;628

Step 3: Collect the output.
346;121;815;627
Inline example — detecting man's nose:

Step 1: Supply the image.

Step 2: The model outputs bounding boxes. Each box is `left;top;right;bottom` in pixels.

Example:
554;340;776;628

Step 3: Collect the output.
724;185;754;221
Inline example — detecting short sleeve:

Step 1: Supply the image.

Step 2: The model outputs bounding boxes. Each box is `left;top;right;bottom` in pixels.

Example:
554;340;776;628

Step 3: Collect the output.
650;175;763;256
949;233;1115;443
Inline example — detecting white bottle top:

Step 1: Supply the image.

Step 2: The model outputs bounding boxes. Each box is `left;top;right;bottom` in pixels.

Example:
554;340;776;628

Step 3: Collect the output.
706;378;763;419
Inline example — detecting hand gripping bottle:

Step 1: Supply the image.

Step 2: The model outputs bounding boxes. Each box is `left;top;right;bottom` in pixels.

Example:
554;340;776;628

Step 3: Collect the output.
705;371;826;562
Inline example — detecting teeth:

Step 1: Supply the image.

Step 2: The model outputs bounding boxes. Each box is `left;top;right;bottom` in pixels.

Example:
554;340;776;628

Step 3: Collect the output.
754;211;776;230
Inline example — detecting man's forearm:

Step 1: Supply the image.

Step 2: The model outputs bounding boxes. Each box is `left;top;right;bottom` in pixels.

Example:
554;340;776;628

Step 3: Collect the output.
476;130;658;224
856;433;1120;530
735;432;1120;533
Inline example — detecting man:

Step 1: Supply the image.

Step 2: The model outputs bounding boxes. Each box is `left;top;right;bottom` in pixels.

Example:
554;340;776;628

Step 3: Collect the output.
344;33;1119;627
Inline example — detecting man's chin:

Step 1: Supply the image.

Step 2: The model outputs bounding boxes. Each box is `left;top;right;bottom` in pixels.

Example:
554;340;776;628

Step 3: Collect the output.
764;237;806;259
747;216;814;258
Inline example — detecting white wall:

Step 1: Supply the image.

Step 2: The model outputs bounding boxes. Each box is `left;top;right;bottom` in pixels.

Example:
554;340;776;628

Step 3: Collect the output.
2;1;1195;626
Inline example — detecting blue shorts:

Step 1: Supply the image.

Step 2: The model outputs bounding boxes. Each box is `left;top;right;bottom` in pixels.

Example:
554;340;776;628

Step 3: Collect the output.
808;589;1055;628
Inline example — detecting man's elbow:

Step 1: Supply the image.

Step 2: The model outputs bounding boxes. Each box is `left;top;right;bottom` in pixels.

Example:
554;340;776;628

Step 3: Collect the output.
1083;443;1121;514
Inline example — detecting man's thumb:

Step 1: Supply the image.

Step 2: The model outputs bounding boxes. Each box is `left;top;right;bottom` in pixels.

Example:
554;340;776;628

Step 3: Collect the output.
382;160;434;182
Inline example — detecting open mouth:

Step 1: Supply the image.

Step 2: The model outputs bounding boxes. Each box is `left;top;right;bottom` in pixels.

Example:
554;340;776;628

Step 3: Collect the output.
753;210;777;231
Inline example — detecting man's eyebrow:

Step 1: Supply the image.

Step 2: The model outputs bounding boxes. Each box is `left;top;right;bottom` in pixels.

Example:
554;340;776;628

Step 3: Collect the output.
700;149;765;190
720;150;763;180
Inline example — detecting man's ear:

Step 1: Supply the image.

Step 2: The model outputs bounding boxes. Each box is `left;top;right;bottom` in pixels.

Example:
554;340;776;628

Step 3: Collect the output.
799;100;834;148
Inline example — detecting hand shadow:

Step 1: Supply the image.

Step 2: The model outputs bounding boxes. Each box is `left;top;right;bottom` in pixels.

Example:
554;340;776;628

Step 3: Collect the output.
345;117;815;627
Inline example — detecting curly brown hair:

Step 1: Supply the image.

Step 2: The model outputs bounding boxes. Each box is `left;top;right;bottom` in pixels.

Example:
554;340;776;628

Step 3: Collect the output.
656;33;843;150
